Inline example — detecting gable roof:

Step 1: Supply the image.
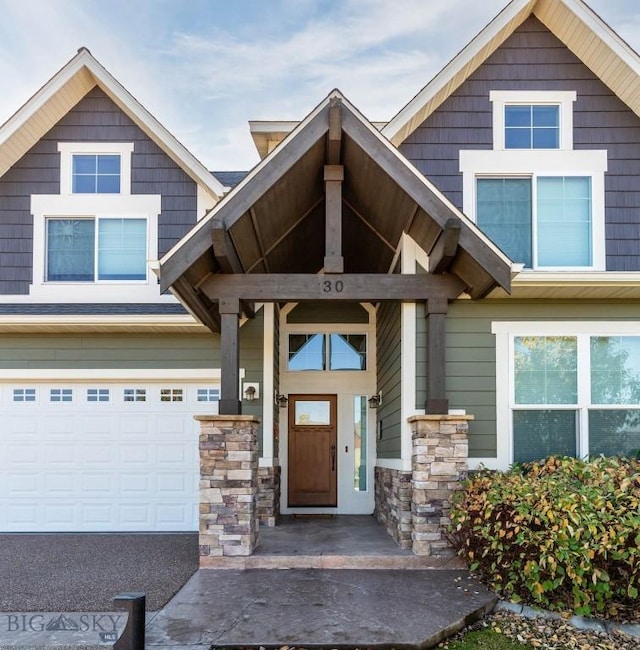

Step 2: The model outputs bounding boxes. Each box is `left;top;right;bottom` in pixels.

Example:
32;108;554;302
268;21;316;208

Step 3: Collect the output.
159;90;512;330
0;48;226;199
382;0;640;145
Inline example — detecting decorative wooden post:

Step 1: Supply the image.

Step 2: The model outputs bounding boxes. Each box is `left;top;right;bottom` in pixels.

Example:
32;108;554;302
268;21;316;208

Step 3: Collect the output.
426;297;449;414
219;298;241;415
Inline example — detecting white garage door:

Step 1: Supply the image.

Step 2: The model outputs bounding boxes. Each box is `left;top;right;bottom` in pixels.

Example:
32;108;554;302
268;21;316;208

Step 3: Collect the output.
0;381;219;532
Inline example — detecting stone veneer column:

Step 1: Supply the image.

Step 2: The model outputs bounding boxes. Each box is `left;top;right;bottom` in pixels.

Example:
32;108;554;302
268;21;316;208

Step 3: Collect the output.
196;414;260;560
408;415;471;556
257;465;281;527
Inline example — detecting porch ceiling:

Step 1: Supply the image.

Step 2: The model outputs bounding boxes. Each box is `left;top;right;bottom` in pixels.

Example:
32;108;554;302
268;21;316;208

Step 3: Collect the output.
160;92;511;332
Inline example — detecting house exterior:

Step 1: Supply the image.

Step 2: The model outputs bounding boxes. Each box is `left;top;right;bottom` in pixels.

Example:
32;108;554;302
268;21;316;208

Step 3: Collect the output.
1;0;640;555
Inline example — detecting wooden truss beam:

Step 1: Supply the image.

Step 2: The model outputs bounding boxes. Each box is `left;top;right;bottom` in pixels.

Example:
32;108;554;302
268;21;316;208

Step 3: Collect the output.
211;221;255;319
428;217;461;274
199;273;465;303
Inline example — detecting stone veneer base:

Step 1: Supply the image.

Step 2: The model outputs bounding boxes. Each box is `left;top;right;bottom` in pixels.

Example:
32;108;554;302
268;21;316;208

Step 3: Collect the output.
197;415;260;558
258;465;281;527
374;467;412;549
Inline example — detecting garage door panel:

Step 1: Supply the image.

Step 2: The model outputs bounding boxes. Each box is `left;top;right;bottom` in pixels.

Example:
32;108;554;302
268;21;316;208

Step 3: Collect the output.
45;443;78;465
7;473;39;495
120;473;150;493
45;473;77;494
81;443;115;464
0;380;206;532
6;444;39;464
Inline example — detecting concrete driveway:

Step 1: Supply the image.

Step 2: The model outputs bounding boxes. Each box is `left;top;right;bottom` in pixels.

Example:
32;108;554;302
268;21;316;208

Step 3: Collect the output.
0;533;198;611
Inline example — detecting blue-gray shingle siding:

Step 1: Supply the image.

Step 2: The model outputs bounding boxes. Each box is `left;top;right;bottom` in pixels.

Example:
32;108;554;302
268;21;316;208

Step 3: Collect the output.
0;87;199;295
400;16;640;271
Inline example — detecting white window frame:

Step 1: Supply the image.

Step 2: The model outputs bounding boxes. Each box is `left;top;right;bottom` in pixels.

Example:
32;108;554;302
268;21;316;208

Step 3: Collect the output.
490;90;576;151
58;142;134;195
30;193;162;301
459;151;607;271
492;321;640;470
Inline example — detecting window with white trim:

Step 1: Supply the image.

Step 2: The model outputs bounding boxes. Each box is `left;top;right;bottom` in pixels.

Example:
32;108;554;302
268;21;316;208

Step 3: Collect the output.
459;89;607;271
490;91;576;151
58;142;134;195
46;217;147;282
493;323;640;465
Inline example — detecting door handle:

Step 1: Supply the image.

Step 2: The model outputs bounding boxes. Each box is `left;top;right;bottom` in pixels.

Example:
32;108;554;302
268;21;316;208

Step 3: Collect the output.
330;445;336;471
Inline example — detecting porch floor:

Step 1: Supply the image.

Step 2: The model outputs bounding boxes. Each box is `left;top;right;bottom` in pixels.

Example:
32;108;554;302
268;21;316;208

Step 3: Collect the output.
200;515;466;569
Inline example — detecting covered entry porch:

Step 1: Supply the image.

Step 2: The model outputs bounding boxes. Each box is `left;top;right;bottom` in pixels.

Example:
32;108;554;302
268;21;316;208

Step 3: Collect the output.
159;91;511;559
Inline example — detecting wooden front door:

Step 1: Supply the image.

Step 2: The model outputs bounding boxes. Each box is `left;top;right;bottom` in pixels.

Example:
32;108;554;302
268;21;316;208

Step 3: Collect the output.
288;394;337;507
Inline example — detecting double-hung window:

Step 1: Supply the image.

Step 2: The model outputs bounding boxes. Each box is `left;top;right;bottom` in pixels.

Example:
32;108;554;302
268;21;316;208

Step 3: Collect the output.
46;217;147;282
493;323;640;467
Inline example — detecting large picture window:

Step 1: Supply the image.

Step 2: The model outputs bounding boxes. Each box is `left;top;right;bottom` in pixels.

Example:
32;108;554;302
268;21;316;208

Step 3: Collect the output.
494;324;640;465
476;176;592;268
46;217;147;282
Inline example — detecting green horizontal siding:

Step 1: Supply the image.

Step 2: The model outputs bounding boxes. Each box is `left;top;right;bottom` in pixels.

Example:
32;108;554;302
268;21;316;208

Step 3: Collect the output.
376;301;401;458
0;311;266;448
446;300;640;458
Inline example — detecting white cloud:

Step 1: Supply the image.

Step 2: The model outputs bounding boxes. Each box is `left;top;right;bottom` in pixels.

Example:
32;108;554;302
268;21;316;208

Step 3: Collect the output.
2;0;640;170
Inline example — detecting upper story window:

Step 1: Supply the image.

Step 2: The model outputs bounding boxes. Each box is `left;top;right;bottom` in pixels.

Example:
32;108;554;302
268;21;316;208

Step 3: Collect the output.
288;333;367;371
73;154;121;193
459;89;607;271
504;105;559;149
58;142;134;195
476;175;592;268
490;91;576;151
46;217;147;282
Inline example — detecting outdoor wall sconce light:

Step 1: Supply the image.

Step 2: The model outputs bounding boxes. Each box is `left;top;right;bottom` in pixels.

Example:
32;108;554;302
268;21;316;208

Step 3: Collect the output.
368;392;382;409
243;382;259;401
276;394;288;408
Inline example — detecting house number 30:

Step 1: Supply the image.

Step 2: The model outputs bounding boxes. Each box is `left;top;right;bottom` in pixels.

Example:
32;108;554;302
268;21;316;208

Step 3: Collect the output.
322;280;344;293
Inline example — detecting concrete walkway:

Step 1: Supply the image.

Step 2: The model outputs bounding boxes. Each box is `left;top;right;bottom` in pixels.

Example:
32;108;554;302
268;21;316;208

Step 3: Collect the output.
145;568;497;649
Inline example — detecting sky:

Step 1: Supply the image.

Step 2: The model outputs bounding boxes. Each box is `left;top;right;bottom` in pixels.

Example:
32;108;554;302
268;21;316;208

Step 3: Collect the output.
1;0;640;172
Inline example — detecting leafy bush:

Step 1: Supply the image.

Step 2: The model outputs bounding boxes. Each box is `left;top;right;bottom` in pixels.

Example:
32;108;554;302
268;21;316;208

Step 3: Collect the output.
449;456;640;621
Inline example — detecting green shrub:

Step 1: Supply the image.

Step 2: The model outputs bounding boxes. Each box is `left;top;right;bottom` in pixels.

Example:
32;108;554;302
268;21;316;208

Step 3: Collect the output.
449;456;640;621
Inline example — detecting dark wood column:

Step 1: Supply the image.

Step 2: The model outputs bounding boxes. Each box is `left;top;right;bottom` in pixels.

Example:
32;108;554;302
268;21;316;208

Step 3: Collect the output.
425;298;449;414
324;164;344;273
219;297;241;415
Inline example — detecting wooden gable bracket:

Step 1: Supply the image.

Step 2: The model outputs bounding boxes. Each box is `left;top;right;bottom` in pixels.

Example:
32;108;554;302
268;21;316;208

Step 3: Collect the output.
425;297;449;415
427;217;461;274
211;220;255;319
324;96;344;274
